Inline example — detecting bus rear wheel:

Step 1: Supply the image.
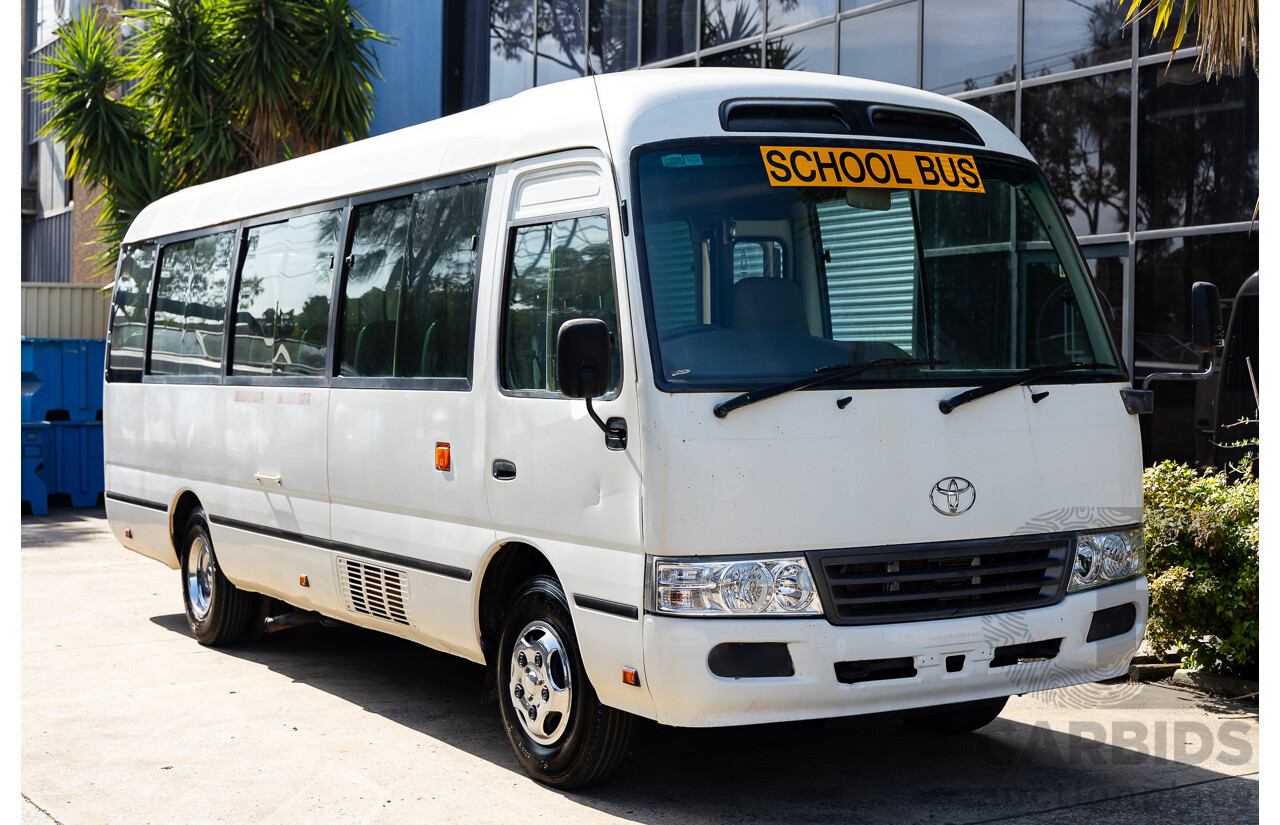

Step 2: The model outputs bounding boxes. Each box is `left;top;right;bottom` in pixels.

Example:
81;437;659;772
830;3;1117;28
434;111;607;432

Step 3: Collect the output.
180;509;261;646
497;575;634;788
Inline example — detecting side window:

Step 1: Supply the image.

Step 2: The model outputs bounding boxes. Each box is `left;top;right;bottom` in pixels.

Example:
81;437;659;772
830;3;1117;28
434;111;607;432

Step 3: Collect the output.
501;214;619;394
149;232;234;377
107;242;155;381
339;179;487;379
232;210;341;377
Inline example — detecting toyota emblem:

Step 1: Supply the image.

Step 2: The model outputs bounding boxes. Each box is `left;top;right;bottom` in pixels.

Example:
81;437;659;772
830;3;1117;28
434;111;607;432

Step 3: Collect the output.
930;477;976;515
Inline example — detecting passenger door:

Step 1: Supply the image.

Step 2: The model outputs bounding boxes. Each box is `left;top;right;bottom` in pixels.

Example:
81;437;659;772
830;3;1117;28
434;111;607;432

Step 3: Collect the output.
483;154;644;592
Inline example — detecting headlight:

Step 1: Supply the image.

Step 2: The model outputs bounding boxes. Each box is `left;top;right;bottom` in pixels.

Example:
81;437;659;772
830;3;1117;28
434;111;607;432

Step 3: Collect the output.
1068;528;1145;592
650;556;824;617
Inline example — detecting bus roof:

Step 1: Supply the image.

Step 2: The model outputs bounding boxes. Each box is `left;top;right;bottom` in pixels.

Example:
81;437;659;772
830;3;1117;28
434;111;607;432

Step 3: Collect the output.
123;69;1029;244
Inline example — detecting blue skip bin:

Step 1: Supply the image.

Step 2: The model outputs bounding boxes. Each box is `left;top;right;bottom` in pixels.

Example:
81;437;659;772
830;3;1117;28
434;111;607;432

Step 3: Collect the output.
50;421;104;508
22;422;53;516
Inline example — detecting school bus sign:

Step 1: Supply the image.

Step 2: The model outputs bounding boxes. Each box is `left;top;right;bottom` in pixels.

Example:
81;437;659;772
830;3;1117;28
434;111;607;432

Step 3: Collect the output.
760;146;985;193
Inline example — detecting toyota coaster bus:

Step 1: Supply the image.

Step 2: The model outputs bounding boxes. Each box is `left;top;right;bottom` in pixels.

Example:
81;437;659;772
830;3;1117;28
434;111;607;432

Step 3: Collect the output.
105;69;1152;788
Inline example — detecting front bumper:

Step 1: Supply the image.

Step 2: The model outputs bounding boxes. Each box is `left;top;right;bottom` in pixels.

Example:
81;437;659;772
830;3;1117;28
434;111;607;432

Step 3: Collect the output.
640;577;1146;727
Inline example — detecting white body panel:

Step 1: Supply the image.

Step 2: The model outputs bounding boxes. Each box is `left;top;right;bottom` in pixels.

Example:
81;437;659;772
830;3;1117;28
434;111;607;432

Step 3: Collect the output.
106;70;1145;730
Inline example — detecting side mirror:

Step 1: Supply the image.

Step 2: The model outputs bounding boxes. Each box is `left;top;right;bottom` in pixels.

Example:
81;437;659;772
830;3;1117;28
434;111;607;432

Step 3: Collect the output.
556;318;626;450
556;318;612;399
1190;281;1223;353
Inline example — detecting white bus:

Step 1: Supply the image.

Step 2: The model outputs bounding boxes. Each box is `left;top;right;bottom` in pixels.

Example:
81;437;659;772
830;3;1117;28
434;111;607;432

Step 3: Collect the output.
106;69;1157;788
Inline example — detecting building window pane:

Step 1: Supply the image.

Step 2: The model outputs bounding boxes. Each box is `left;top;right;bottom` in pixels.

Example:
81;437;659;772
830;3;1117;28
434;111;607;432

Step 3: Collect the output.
922;0;1016;94
1137;59;1259;232
767;23;834;72
642;0;698;63
1023;0;1130;78
107;243;155;381
767;0;833;31
502;215;619;394
490;1;535;100
590;0;639;72
1135;232;1258;465
232;211;341;377
150;233;234;377
839;2;917;87
702;43;762;66
840;0;883;9
703;0;764;49
36;137;68;213
537;0;587;85
963;91;1014;132
1021;71;1131;237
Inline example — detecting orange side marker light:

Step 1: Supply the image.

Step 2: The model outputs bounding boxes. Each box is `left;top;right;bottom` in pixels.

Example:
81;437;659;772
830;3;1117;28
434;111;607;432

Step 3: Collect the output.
435;442;451;472
622;667;640;687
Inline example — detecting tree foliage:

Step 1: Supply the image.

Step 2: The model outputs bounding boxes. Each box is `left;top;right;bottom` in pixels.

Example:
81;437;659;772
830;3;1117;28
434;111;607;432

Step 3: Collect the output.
1143;454;1258;675
1123;0;1258;78
29;0;388;276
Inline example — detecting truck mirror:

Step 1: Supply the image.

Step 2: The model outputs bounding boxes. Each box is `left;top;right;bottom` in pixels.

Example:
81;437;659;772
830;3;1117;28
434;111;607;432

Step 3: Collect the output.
1190;281;1223;353
557;318;612;399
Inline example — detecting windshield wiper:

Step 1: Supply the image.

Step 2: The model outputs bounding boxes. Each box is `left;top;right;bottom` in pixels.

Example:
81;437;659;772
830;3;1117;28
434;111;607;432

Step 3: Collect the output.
714;358;946;419
937;361;1119;415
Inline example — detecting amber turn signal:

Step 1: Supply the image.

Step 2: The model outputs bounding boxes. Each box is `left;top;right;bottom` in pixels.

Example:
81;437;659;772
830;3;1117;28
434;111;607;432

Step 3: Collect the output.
622;667;640;687
435;442;451;472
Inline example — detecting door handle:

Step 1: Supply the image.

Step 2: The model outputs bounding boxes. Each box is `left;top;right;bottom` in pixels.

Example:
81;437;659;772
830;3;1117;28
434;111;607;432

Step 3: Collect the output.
254;473;282;487
491;459;517;481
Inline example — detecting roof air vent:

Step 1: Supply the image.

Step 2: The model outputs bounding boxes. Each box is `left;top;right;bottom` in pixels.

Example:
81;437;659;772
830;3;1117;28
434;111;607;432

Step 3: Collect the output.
720;99;858;135
867;105;984;146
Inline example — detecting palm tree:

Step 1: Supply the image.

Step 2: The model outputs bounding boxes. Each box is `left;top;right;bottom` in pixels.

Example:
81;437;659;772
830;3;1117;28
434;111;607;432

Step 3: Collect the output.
1123;0;1258;78
29;0;388;275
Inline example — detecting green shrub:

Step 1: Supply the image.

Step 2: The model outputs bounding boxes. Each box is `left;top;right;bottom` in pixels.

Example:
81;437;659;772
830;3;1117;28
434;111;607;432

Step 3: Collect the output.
1143;454;1258;675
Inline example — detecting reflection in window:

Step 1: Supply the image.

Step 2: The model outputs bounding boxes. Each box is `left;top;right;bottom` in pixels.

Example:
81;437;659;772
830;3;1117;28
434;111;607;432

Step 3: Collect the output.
702;43;761;67
702;0;763;49
1084;254;1125;351
36;137;69;213
1137;59;1258;232
1135;232;1258;465
922;0;1016;94
108;243;155;381
150;233;235;377
233;211;341;377
1023;0;1129;78
767;23;833;72
339;181;488;379
839;2;917;87
1021;71;1130;237
590;0;639;72
502;215;619;394
537;0;587;85
642;0;698;63
963;91;1015;132
767;0;833;31
490;1;535;100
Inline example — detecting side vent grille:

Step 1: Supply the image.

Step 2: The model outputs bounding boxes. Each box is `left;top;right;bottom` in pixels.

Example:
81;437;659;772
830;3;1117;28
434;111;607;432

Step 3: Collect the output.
336;557;412;627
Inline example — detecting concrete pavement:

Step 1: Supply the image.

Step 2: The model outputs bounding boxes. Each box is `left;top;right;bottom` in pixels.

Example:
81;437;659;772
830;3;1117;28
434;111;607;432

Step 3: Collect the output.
22;508;1258;824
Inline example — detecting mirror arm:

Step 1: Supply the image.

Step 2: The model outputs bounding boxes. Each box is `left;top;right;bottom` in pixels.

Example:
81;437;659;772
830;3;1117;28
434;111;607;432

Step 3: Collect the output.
583;397;628;451
584;396;610;436
1141;351;1218;390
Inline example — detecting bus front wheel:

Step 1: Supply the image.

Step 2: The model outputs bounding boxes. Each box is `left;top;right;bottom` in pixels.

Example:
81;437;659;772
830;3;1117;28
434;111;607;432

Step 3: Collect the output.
180;509;261;646
497;575;634;788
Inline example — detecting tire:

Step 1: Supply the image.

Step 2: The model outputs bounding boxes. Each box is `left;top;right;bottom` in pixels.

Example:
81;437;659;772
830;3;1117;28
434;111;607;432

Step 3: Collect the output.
497;575;634;788
180;509;261;646
900;696;1009;735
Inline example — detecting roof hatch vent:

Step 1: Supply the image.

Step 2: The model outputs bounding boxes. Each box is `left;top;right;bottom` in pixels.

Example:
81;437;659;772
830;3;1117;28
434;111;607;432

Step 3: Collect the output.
719;99;858;135
867;105;984;146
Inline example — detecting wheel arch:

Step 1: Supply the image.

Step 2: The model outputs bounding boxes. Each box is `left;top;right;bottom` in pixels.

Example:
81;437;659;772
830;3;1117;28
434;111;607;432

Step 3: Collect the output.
168;489;204;562
475;540;557;666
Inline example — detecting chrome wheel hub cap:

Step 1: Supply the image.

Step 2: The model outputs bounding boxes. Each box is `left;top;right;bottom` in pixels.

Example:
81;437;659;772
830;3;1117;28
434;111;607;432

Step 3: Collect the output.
186;536;214;622
509;621;573;745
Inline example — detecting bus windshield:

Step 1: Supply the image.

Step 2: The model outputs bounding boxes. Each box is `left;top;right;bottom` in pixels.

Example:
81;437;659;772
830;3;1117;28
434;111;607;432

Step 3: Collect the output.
633;143;1122;391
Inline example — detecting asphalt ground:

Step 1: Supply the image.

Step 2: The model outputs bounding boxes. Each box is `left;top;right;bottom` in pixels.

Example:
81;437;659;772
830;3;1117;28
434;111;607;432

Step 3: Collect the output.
21;507;1259;825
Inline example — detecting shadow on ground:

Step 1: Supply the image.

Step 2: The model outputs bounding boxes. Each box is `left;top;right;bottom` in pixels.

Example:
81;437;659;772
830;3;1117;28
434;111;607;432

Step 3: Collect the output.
150;613;1257;825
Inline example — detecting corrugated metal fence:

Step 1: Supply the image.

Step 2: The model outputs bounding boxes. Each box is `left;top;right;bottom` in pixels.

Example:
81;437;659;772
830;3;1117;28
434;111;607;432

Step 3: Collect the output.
22;283;110;339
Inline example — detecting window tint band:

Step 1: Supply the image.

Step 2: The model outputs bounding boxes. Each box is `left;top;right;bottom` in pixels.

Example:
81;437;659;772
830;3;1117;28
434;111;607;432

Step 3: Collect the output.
112;168;493;387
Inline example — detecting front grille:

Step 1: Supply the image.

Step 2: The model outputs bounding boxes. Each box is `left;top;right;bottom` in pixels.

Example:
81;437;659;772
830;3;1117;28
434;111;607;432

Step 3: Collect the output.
336;556;412;627
809;535;1069;625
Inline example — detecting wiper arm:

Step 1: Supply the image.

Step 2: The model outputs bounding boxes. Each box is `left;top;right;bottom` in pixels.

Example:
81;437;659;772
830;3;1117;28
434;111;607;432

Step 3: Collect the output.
937;361;1118;415
714;358;946;419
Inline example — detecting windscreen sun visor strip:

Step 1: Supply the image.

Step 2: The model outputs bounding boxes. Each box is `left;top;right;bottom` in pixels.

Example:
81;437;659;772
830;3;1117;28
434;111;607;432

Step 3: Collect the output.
719;98;984;146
